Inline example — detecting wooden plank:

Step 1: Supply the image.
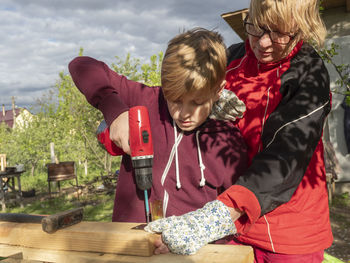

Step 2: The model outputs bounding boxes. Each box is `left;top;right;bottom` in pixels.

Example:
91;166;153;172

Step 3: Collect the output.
0;222;156;257
0;243;254;263
221;9;248;41
48;174;76;181
47;162;76;181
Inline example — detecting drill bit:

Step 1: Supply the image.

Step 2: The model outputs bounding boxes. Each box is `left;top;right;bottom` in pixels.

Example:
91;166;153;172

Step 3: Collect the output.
144;190;151;223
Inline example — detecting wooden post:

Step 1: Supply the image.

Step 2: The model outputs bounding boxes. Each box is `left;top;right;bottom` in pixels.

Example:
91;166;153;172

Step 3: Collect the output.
84;159;87;176
49;143;59;164
50;143;56;164
0;154;6;172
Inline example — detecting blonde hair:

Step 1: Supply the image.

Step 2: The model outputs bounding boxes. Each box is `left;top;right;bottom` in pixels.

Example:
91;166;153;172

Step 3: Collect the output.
249;0;327;48
161;28;227;101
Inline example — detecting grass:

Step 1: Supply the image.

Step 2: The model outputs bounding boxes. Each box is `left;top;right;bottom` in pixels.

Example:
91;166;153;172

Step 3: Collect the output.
324;253;346;263
19;169;101;193
330;192;350;230
7;192;115;222
332;192;350;207
4;169;115;221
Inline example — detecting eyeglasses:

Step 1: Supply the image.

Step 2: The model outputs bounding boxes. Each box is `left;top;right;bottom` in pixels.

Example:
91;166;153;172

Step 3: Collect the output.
243;17;296;45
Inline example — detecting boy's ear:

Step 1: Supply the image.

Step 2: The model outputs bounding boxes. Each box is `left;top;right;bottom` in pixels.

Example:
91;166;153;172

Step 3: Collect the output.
214;80;226;101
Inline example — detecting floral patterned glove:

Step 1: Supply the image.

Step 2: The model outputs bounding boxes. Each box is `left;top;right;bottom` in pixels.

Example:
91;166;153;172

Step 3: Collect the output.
144;200;236;255
209;89;246;121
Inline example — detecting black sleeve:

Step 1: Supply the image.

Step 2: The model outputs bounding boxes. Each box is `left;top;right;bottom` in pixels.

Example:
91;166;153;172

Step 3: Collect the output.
226;42;246;66
236;44;331;215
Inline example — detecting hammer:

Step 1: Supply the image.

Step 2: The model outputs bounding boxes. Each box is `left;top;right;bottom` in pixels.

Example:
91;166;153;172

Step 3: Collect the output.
0;207;83;234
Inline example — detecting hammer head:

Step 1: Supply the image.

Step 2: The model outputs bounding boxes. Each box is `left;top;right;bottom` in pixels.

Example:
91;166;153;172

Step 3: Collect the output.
41;207;84;234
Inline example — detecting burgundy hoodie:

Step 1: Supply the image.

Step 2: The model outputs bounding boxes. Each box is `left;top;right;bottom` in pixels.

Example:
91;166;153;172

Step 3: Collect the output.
69;56;247;222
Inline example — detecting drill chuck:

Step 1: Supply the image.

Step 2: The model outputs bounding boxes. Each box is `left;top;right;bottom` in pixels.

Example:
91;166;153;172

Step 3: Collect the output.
132;156;153;191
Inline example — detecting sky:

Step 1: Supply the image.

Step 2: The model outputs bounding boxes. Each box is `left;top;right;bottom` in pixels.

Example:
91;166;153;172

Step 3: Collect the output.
0;0;249;111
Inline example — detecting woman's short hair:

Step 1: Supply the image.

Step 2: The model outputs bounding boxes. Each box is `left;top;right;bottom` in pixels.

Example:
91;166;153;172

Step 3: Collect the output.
249;0;326;48
161;28;227;101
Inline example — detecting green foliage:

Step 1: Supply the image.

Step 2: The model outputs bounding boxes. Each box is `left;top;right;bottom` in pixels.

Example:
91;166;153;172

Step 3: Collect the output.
112;52;163;86
318;4;350;105
112;53;141;81
318;42;350;95
0;50;162;200
141;52;163;86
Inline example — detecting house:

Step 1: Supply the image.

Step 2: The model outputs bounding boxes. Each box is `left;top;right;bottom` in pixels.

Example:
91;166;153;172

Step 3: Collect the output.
221;0;350;191
0;105;33;129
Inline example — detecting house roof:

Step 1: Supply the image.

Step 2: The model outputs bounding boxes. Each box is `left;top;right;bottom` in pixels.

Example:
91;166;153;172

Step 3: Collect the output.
0;108;23;128
221;9;248;41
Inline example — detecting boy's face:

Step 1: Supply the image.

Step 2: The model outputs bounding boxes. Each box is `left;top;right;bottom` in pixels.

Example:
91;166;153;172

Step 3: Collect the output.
167;89;221;131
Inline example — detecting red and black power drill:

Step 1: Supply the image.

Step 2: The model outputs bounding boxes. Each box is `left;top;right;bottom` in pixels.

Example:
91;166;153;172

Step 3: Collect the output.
96;106;153;222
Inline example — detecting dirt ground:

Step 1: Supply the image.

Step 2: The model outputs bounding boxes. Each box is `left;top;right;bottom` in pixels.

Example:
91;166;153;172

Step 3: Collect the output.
325;205;350;262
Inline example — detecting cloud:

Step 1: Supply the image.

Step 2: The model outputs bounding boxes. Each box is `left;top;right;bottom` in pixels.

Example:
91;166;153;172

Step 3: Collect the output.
0;0;249;110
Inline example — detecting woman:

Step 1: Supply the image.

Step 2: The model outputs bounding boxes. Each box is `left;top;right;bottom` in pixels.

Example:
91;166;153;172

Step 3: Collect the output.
146;0;333;262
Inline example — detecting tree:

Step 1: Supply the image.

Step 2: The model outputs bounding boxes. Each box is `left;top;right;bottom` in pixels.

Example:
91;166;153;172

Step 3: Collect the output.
318;42;350;101
0;51;163;185
112;52;163;86
141;52;163;86
318;2;350;102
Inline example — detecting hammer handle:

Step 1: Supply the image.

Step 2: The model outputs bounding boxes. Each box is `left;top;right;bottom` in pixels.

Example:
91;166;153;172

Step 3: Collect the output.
0;207;83;234
0;213;44;223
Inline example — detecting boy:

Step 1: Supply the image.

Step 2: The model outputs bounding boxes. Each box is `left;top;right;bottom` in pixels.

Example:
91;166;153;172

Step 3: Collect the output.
69;28;247;222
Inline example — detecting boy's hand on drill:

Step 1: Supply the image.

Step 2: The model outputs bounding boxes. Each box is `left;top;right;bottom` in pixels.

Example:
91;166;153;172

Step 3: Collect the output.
209;89;246;121
109;111;131;155
144;200;236;255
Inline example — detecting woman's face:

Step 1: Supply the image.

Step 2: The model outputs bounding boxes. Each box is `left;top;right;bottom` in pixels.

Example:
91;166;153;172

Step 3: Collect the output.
248;33;288;63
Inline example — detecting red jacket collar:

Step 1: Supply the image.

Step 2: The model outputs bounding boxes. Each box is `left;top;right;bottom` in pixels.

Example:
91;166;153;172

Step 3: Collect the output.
244;39;304;72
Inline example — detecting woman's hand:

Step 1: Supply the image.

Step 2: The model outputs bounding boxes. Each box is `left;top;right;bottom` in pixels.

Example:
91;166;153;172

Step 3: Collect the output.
145;200;237;255
109;111;130;155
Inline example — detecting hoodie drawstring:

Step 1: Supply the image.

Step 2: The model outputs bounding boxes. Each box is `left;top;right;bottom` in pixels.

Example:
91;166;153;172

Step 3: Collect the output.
160;120;184;216
160;120;207;217
174;122;182;189
196;130;206;187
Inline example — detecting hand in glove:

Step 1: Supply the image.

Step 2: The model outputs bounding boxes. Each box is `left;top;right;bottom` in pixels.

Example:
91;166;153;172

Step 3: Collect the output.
209;89;246;121
144;200;236;255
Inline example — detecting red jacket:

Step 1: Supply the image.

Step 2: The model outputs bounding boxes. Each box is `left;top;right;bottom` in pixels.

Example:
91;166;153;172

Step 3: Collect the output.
218;40;333;254
69;56;248;223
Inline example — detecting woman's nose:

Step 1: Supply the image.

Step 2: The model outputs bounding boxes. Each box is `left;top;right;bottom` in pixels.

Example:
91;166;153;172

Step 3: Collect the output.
258;32;273;47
